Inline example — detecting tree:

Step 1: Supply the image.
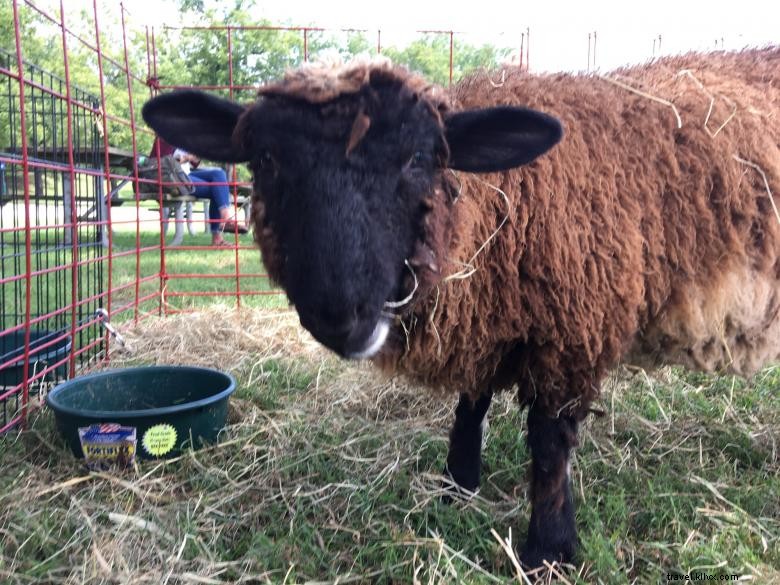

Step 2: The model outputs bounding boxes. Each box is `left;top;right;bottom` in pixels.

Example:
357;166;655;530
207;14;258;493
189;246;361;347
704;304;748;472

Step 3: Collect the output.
383;34;513;86
154;1;345;93
1;0;516;157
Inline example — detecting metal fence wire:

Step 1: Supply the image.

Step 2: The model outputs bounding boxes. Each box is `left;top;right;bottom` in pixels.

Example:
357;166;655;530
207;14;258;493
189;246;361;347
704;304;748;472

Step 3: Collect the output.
0;0;530;433
1;43;105;431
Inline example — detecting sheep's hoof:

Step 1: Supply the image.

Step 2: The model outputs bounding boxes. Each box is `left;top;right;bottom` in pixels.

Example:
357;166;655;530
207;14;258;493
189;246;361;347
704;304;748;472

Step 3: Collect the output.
440;465;478;504
520;542;575;571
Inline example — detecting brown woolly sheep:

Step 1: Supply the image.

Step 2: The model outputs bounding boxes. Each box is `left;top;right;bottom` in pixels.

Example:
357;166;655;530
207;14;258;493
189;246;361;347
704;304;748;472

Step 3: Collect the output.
142;47;780;568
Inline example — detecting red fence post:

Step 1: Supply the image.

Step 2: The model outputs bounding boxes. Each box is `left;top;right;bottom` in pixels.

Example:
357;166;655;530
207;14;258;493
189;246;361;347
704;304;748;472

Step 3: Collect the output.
526;27;530;71
119;2;144;324
147;27;167;317
227;25;242;308
58;0;81;378
147;26;168;316
152;27;158;81
11;0;33;429
92;0;117;361
520;31;524;69
449;31;454;87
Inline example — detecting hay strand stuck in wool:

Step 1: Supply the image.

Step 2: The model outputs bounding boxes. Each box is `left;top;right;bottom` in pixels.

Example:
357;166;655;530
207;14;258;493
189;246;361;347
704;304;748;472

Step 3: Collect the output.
448;169;463;202
599;74;683;128
733;155;780;227
443;177;511;283
428;285;443;358
677;69;737;138
488;69;507;88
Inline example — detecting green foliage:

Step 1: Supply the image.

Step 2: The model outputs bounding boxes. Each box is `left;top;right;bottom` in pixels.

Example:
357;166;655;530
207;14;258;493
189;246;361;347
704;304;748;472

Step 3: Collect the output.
0;2;58;68
383;34;512;86
2;0;514;158
0;3;152;153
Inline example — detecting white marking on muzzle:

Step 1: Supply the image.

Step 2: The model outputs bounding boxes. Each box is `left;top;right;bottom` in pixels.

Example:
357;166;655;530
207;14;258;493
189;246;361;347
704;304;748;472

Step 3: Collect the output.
347;319;390;360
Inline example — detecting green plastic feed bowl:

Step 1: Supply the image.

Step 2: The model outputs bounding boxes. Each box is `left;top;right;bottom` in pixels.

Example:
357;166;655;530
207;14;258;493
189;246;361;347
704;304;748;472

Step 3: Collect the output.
0;329;71;387
46;366;236;459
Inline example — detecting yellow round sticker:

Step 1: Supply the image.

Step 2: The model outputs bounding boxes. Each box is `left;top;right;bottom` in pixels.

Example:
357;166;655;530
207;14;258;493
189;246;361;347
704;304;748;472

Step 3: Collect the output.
142;424;178;456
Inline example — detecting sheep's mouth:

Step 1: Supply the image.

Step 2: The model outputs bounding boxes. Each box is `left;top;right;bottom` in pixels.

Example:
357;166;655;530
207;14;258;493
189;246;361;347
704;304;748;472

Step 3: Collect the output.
344;319;390;360
298;308;390;361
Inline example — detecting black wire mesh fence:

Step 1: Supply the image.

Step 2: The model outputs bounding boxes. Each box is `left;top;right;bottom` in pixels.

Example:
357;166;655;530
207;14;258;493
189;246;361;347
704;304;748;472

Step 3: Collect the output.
0;46;106;430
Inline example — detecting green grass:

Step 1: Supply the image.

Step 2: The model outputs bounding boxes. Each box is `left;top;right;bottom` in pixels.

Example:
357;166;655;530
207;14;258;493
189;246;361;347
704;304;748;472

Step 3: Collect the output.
0;310;777;584
0;226;778;582
1;229;285;330
108;231;285;317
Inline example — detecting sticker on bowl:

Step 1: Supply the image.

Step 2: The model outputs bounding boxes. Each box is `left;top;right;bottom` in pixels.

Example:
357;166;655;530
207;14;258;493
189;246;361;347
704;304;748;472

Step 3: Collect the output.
142;423;177;456
79;423;136;470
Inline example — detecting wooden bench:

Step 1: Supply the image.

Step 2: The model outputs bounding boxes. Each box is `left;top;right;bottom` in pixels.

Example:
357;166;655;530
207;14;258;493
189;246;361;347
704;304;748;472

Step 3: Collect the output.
187;183;252;236
0;147;252;248
109;179;251;247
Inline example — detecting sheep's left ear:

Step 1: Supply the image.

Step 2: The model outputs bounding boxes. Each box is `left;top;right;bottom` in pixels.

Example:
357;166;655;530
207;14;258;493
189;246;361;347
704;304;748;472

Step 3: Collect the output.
142;90;249;162
444;106;563;173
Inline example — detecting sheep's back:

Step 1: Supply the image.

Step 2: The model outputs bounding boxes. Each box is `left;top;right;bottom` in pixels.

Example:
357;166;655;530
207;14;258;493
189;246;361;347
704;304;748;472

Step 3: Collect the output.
382;48;780;418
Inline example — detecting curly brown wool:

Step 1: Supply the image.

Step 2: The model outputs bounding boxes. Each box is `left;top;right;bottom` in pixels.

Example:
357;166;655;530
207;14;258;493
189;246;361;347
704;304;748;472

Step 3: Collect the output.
380;48;780;420
250;49;780;420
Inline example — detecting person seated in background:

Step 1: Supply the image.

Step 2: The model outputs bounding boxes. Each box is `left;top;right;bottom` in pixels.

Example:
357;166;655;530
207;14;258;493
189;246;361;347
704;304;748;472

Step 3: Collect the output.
150;137;246;246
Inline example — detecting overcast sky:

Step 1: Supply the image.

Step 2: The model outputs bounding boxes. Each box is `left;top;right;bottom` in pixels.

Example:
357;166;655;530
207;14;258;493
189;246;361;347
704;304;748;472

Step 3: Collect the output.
97;0;780;72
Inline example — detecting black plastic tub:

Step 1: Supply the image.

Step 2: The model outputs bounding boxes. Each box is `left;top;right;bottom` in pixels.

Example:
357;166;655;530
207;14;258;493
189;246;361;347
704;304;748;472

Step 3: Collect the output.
0;329;72;387
46;366;236;459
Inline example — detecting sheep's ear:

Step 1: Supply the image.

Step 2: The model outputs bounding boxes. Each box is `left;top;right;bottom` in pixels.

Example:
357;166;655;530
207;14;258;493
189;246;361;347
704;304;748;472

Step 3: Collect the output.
142;90;249;162
444;106;562;173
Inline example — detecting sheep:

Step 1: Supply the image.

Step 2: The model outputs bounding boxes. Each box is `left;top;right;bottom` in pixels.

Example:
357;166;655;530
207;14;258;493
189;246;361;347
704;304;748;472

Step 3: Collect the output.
141;47;780;568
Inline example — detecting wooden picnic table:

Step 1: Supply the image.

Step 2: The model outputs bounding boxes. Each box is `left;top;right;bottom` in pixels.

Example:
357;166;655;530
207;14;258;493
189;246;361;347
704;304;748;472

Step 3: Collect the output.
1;145;136;169
107;157;252;247
1;146;251;248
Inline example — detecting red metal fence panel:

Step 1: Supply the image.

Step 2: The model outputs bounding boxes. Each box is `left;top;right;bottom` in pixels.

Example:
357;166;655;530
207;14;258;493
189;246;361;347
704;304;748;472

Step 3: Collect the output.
0;0;530;432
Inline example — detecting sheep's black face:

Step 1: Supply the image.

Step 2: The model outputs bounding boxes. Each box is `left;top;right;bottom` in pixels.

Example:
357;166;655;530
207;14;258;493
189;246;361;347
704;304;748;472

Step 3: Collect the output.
241;87;444;357
141;69;562;359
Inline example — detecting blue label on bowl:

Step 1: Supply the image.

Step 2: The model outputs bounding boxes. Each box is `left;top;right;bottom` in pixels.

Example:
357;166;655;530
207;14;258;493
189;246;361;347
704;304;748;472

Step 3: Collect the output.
78;424;137;469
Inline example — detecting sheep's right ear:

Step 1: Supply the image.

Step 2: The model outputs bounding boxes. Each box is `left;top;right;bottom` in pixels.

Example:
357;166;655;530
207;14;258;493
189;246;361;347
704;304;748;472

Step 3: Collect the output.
142;90;249;162
444;106;562;173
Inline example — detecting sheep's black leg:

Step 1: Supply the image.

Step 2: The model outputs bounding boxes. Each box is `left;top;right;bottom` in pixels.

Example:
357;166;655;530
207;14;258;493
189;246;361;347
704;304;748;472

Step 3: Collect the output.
521;404;579;568
443;390;493;494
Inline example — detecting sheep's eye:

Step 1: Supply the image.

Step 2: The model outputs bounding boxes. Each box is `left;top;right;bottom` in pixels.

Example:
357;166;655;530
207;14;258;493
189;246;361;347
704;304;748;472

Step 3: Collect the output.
407;151;424;168
257;150;276;172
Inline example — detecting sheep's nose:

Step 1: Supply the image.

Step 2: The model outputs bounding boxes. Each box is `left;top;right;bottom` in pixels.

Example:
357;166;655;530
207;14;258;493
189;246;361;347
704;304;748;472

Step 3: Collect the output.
299;304;357;339
317;305;360;338
298;302;375;357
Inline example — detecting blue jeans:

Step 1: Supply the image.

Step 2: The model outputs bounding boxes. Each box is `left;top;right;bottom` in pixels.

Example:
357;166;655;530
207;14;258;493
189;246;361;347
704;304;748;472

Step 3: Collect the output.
189;168;230;233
